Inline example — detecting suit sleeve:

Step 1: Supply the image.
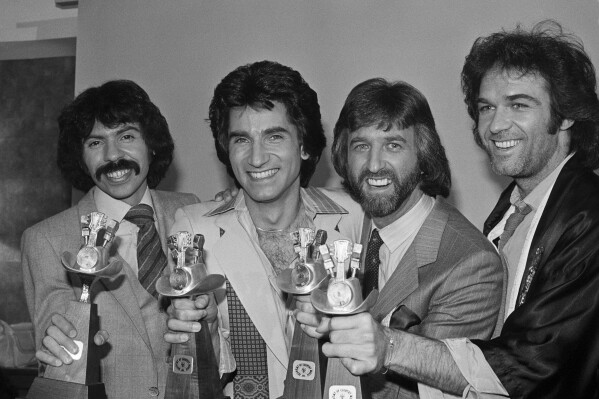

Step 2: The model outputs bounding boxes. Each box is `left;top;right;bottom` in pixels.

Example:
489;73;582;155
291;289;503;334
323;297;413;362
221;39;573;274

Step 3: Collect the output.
415;249;504;341
21;227;76;349
473;217;599;399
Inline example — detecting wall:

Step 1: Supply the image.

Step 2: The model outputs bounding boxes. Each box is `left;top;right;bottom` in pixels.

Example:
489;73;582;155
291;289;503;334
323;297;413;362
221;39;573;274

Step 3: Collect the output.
0;0;77;42
75;0;599;228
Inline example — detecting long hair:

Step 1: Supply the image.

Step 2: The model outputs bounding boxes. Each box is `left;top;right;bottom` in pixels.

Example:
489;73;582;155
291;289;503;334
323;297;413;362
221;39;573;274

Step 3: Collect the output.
57;80;173;191
462;20;599;169
208;60;325;187
332;78;451;198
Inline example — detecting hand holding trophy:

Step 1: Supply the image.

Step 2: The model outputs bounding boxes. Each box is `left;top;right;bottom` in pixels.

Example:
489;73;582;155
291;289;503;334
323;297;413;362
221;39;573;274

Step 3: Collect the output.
155;231;225;399
276;228;328;398
27;212;123;399
311;239;378;399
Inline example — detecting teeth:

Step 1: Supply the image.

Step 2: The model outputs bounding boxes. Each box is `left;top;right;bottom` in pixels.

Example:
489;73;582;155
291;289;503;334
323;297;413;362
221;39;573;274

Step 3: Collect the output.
494;140;520;149
106;169;130;179
367;178;390;187
249;169;278;179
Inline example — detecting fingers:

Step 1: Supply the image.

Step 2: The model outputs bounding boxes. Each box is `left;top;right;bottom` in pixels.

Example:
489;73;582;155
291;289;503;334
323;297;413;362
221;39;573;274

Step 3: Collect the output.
164;331;194;344
167;317;202;334
94;330;110;346
295;310;321;328
51;313;76;338
299;323;326;339
41;333;73;366
36;348;63;367
167;298;208;322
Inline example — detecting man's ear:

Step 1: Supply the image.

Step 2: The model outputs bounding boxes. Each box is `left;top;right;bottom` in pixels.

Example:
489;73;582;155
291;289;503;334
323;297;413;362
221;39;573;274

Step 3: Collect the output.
300;146;309;160
560;119;574;131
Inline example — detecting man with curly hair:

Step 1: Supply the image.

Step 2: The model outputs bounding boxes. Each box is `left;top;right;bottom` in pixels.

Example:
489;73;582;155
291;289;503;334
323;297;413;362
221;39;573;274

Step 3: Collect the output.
317;20;599;399
21;80;199;399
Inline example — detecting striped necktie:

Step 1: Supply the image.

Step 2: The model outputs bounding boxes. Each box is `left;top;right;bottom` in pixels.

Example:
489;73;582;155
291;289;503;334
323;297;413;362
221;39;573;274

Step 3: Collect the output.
124;204;167;298
498;202;532;251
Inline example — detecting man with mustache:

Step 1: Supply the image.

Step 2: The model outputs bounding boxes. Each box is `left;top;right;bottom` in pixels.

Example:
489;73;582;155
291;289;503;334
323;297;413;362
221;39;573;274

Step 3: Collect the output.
309;21;599;399
296;78;504;398
21;80;199;398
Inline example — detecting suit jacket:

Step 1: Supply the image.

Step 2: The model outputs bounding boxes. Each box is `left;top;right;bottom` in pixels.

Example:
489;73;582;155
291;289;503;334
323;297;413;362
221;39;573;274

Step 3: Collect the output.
170;187;365;398
366;198;505;399
474;154;599;399
21;188;199;399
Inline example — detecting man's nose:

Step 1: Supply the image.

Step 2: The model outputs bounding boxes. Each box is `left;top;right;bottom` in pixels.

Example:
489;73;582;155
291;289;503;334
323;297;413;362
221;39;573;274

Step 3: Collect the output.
104;140;123;162
249;141;269;167
489;107;512;134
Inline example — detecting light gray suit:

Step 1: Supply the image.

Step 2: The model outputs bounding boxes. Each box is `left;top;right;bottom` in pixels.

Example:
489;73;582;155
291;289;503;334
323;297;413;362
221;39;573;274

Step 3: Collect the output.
21;189;199;399
365;198;505;399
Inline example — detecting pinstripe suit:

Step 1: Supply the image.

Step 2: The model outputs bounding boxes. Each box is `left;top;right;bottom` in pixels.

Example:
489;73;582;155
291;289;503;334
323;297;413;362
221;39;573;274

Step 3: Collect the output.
21;188;199;399
363;198;505;399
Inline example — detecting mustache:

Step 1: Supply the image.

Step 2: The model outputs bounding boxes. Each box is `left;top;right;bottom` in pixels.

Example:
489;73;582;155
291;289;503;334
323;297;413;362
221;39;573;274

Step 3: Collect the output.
95;159;141;181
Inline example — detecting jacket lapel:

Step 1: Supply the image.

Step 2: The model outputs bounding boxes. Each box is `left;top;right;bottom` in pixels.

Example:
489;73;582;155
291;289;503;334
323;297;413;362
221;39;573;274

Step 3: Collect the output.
78;189;153;352
370;199;447;321
210;212;289;366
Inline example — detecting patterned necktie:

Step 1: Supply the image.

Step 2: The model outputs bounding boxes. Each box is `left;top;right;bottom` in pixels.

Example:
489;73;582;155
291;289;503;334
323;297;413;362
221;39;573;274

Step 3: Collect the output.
363;229;383;298
225;280;269;399
124;204;167;298
498;202;532;251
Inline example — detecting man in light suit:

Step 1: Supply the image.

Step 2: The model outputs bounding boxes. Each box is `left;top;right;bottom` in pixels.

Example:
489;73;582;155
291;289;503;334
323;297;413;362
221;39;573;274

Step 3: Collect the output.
296;78;504;398
21;80;199;399
166;60;364;398
311;21;599;399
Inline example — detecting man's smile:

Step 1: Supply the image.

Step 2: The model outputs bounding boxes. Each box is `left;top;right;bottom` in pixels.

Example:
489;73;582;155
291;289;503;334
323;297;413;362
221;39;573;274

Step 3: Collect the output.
248;168;279;180
367;177;392;187
493;139;522;149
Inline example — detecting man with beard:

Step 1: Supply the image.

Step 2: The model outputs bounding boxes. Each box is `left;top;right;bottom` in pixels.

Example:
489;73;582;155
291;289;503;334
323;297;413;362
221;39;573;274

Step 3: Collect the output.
296;78;504;398
306;22;599;399
21;80;199;399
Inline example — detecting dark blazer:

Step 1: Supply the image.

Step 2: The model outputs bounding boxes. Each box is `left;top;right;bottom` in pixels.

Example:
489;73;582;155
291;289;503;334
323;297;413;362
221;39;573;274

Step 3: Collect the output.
475;154;599;399
366;198;505;399
21;189;199;399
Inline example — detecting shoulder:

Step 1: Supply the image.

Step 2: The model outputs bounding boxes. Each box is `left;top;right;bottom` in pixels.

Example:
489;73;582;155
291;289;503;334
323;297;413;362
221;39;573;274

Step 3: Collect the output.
152;189;200;208
23;204;79;240
436;198;498;255
310;186;363;215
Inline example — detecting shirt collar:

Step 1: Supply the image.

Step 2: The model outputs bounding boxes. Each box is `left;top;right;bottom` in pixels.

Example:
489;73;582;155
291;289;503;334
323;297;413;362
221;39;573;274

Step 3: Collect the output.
93;185;154;221
204;187;348;217
511;152;575;212
377;194;435;253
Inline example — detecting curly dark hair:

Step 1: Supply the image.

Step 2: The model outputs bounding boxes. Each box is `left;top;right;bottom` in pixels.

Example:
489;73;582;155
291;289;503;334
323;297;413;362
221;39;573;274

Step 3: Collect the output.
208;60;325;187
462;20;599;169
332;78;451;198
57;79;173;192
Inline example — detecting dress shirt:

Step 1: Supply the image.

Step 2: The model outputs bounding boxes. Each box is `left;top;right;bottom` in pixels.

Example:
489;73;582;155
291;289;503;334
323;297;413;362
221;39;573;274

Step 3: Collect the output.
377;194;435;290
419;154;574;399
93;185;154;276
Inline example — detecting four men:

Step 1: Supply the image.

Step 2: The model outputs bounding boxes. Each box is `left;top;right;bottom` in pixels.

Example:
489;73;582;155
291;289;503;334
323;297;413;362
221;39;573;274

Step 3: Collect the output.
22;80;199;398
20;19;599;399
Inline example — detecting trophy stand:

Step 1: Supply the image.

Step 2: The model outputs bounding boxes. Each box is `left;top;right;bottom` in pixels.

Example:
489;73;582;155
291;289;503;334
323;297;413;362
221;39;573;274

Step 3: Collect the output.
311;240;378;399
276;229;329;399
27;213;122;399
155;232;226;399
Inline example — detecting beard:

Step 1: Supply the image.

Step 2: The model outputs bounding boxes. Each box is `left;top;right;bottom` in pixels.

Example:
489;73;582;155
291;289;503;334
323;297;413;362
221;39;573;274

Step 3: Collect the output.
345;166;421;218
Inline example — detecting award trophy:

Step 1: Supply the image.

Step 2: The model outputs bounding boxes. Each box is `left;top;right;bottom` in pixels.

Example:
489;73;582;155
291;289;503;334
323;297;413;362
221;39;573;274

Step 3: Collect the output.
311;240;378;399
276;228;329;398
27;212;122;399
155;231;226;399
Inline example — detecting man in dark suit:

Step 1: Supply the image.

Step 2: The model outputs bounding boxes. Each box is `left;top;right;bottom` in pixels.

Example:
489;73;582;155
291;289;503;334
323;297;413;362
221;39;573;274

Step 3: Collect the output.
296;78;505;398
314;21;599;399
21;80;199;399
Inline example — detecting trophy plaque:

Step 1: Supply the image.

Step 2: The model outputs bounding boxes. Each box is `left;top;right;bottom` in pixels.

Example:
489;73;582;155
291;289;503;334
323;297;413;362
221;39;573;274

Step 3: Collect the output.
276;228;329;399
27;212;123;399
155;231;226;399
311;240;378;399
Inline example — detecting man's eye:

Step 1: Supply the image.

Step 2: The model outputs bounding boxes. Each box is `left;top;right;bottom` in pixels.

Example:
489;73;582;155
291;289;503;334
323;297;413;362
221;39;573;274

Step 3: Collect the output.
512;103;528;110
232;137;248;144
387;143;402;151
121;134;135;141
478;105;493;113
87;140;101;148
268;134;284;142
352;144;368;151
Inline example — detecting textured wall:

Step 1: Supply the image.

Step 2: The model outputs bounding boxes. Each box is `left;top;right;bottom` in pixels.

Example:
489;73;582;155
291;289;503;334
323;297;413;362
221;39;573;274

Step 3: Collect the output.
0;56;75;323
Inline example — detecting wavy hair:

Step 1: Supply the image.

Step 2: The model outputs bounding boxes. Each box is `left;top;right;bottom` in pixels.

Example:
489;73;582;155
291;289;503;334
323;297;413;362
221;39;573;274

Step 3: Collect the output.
462;20;599;169
332;78;451;198
208;60;325;187
57;80;173;191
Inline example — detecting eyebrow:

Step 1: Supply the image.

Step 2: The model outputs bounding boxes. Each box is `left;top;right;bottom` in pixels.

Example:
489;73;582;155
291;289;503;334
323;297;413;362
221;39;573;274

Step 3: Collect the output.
228;126;291;138
85;124;140;140
476;94;542;106
349;133;407;145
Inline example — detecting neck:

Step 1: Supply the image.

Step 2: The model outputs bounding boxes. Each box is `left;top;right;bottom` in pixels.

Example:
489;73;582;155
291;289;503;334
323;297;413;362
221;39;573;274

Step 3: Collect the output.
372;188;424;229
515;149;570;198
245;189;303;232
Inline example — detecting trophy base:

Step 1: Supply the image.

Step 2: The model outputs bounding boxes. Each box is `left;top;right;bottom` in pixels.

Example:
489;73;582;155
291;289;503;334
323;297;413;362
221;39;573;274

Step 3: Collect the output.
26;377;106;399
283;322;326;398
323;358;370;399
